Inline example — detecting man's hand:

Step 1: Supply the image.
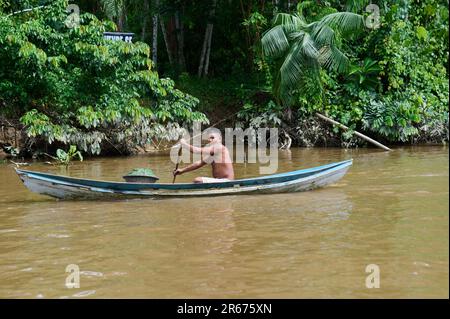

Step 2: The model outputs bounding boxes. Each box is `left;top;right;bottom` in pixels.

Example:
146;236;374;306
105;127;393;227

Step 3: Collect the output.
171;138;188;151
173;168;183;176
179;138;189;148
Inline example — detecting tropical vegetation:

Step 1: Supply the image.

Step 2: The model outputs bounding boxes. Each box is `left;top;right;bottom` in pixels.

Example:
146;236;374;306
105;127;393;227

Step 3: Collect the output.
0;0;448;158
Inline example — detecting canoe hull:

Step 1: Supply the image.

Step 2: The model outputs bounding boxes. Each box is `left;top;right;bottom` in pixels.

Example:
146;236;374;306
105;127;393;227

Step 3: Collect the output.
16;160;352;200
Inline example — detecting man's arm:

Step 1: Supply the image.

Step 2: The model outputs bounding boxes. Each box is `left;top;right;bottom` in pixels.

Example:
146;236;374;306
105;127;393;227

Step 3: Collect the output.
181;139;211;154
173;160;207;176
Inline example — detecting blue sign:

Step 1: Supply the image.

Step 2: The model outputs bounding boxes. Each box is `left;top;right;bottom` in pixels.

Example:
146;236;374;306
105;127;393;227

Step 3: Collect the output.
103;32;134;43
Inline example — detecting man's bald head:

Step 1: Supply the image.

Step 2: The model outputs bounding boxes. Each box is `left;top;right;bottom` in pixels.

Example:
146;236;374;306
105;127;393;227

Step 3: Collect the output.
203;128;222;144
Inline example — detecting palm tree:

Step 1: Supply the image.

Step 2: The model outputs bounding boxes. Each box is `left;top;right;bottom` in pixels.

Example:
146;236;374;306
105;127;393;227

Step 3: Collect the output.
262;9;364;105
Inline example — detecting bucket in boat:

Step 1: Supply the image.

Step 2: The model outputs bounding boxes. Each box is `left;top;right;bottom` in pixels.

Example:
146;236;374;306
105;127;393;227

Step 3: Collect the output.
123;168;159;183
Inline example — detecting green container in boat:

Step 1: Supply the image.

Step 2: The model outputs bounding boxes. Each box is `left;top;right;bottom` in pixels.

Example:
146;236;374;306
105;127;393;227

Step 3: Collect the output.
123;168;159;183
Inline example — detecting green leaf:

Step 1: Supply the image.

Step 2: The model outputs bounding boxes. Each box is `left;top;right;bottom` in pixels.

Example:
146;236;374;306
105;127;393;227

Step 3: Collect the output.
416;26;428;40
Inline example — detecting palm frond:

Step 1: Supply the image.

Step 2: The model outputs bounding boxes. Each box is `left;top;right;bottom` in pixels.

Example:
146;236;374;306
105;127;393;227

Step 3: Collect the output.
310;22;336;47
317;12;364;35
273;13;306;28
278;41;321;99
318;45;349;73
262;25;290;58
300;33;318;59
264;11;361;105
288;31;305;42
279;42;305;90
279;57;322;106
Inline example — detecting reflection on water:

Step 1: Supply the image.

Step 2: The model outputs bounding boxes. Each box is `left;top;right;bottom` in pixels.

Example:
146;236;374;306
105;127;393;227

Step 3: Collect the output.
0;146;448;298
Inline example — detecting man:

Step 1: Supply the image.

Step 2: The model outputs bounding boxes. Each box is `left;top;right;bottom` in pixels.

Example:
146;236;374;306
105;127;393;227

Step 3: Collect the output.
173;131;234;183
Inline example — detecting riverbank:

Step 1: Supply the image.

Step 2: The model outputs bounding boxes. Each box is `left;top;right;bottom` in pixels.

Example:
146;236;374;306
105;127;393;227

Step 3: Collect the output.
176;75;448;150
1;74;448;158
1;112;448;160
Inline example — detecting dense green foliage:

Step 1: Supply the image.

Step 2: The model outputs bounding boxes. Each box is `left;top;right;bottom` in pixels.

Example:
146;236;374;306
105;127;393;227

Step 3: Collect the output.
0;0;206;155
0;0;448;156
269;1;449;144
322;0;449;144
261;10;365;105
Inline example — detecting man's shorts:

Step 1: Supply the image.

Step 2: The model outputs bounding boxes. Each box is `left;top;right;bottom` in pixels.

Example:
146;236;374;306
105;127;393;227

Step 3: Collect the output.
200;177;231;183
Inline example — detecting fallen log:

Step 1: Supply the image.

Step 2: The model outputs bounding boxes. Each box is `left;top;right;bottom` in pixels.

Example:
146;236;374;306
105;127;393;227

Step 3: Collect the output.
316;112;391;151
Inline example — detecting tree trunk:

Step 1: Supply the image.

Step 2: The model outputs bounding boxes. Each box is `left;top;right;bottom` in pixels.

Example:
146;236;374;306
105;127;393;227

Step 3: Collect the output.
141;0;150;42
198;24;211;77
197;29;207;76
117;2;127;32
151;0;159;66
117;15;124;31
160;18;174;65
198;0;217;77
174;10;186;71
204;24;214;76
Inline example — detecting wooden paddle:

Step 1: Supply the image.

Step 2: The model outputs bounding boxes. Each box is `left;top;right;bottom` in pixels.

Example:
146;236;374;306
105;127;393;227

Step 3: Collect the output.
172;144;183;184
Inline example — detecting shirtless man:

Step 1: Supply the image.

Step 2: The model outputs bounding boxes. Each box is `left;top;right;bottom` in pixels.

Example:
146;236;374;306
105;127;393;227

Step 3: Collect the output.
173;131;234;183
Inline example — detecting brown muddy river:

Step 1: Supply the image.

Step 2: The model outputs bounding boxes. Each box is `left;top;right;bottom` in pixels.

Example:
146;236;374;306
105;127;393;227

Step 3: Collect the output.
0;146;448;298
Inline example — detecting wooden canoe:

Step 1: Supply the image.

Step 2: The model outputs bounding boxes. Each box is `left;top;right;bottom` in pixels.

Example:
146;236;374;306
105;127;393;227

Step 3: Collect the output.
15;159;352;200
